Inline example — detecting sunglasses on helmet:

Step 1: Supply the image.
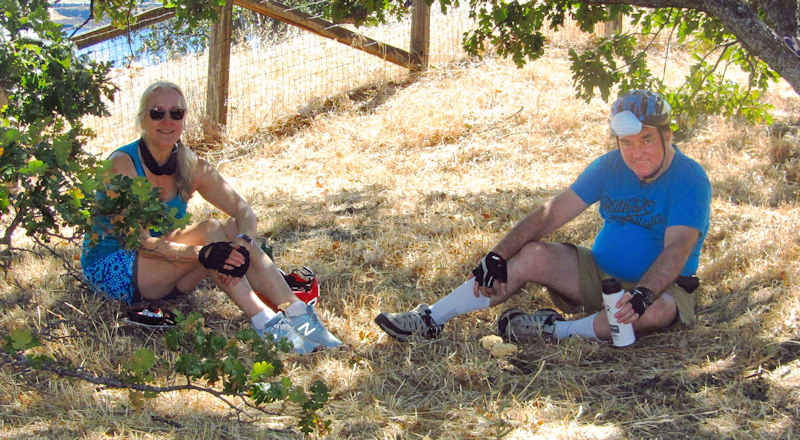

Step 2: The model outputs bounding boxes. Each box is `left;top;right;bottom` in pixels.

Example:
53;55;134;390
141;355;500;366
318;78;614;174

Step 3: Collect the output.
149;107;186;121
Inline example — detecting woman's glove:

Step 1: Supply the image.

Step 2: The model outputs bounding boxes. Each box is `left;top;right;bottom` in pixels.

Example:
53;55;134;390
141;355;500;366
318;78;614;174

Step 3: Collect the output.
199;241;250;277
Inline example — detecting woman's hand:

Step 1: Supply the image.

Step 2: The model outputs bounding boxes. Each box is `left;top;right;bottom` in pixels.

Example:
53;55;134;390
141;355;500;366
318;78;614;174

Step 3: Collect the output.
214;247;248;287
198;241;250;278
217;273;242;288
223;246;247;271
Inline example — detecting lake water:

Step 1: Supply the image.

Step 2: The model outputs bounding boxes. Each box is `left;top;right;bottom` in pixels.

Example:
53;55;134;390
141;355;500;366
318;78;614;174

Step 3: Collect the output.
51;0;166;67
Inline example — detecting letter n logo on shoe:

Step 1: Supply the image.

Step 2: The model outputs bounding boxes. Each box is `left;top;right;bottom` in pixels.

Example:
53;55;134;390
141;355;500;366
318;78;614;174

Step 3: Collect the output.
297;322;317;337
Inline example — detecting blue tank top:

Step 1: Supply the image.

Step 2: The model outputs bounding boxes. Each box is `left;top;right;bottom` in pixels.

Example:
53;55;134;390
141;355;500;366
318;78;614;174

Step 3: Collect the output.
81;139;188;268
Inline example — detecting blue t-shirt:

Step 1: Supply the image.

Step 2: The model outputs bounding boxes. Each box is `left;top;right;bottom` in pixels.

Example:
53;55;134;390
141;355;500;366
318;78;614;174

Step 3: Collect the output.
81;139;188;268
570;147;711;282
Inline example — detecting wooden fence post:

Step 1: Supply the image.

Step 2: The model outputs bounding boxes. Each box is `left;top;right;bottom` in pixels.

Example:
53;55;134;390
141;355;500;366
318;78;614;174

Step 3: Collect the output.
410;0;430;70
604;11;623;38
204;0;233;147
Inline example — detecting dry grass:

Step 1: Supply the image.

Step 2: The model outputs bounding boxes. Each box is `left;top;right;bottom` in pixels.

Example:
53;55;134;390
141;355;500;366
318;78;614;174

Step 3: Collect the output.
3;18;800;440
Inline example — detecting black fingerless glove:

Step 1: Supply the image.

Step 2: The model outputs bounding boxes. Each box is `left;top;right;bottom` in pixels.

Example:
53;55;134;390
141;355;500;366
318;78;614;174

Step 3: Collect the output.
629;286;655;316
199;241;250;277
472;251;508;288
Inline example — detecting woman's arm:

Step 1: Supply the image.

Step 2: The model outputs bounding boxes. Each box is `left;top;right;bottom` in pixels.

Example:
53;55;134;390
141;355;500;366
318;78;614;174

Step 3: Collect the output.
192;159;257;238
110;151;139;178
138;233;202;262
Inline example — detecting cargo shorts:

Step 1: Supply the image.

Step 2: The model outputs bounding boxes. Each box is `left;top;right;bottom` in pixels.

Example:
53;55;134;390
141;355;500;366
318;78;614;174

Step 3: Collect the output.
547;244;697;327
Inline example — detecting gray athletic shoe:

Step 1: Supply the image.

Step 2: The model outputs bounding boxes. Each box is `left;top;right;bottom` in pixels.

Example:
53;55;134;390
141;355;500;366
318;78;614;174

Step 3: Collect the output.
374;304;443;341
285;303;343;349
256;313;320;355
498;308;563;342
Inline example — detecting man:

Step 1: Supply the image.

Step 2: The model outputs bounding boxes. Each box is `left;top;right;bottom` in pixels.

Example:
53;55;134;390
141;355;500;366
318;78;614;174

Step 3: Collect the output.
375;90;711;344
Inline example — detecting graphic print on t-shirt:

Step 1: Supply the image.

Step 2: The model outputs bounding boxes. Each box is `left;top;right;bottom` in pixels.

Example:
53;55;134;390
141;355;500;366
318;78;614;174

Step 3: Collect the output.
601;195;665;230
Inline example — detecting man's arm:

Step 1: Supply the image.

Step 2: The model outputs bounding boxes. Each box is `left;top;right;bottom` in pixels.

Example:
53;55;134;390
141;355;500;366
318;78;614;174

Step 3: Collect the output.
637;225;700;295
613;225;700;325
491;188;588;260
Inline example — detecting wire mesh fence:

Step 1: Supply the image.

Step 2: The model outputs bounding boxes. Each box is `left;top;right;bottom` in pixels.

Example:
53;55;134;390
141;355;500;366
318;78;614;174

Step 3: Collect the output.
76;4;476;155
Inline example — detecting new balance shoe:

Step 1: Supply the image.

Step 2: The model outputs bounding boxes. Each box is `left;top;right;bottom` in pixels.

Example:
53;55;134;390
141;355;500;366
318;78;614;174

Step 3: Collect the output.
498;308;563;343
285;303;342;349
374;304;443;341
256;313;320;355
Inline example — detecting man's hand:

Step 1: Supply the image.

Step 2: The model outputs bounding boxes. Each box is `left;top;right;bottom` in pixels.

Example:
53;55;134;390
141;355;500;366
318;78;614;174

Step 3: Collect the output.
614;287;654;324
628;287;654;315
472;252;509;299
472;252;507;287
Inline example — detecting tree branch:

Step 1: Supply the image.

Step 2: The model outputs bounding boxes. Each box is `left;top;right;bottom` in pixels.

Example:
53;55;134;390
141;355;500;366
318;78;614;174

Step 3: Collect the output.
565;0;800;96
2;350;284;418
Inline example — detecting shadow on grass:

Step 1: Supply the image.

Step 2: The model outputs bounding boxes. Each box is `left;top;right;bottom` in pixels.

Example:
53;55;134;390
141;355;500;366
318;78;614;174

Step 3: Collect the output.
270;186;797;439
2;184;798;439
0;406;299;440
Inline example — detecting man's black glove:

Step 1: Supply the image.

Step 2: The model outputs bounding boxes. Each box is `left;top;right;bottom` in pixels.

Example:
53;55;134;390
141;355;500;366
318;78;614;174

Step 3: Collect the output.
629;286;655;316
472;252;507;288
199;241;250;277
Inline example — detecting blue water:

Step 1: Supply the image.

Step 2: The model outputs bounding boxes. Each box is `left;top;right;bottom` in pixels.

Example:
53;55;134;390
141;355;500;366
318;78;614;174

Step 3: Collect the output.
55;1;167;67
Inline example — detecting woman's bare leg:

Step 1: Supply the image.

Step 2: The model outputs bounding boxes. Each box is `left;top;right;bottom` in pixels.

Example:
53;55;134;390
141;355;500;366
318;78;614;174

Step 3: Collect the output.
220;220;297;307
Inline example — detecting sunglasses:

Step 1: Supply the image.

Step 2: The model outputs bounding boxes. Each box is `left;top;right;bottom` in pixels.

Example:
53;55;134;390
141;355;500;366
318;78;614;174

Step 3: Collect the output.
148;107;186;121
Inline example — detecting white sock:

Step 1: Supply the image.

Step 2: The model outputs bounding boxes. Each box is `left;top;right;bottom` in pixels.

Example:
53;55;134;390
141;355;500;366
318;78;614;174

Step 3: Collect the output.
250;308;278;329
284;300;307;317
553;313;598;340
429;279;491;325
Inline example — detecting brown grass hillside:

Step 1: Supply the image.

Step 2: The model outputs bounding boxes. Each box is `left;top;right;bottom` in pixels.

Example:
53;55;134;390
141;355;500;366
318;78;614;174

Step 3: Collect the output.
2;23;800;440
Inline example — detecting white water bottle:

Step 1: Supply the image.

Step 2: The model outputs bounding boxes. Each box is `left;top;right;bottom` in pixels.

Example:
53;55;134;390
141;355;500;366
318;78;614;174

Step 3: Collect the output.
602;278;636;347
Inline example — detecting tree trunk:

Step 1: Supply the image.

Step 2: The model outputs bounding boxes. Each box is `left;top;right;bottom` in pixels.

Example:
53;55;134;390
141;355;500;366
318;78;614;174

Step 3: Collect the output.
700;0;800;95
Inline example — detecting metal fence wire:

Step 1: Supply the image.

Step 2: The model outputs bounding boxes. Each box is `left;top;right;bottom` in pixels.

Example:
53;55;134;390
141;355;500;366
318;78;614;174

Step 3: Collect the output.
76;4;476;155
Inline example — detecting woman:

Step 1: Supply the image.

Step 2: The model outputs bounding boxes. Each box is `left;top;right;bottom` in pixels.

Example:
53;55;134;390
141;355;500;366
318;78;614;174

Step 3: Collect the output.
81;81;341;355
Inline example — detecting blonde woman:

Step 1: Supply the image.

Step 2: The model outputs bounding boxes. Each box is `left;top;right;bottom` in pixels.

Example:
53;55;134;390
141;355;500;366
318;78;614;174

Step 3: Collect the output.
81;81;340;354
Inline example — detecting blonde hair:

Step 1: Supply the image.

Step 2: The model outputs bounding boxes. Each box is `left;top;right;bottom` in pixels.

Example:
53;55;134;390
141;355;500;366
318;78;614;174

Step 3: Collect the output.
136;81;197;201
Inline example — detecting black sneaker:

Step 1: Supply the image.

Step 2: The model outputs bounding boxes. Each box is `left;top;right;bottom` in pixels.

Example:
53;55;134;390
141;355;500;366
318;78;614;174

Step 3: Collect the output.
374;304;443;341
498;308;563;342
122;306;177;329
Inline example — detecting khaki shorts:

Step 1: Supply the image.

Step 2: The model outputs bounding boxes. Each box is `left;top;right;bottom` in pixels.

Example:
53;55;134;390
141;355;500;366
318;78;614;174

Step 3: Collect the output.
547;245;696;327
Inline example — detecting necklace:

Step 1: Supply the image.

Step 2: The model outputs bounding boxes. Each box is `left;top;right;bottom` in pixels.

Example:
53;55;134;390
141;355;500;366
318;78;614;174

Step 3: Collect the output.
139;138;178;176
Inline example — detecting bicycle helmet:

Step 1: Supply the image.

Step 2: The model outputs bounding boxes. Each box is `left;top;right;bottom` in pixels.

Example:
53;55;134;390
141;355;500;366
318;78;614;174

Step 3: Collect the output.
609;90;671;137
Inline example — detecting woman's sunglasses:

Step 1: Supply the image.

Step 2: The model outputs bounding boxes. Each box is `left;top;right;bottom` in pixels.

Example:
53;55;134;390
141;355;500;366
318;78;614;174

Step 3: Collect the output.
149;107;186;121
